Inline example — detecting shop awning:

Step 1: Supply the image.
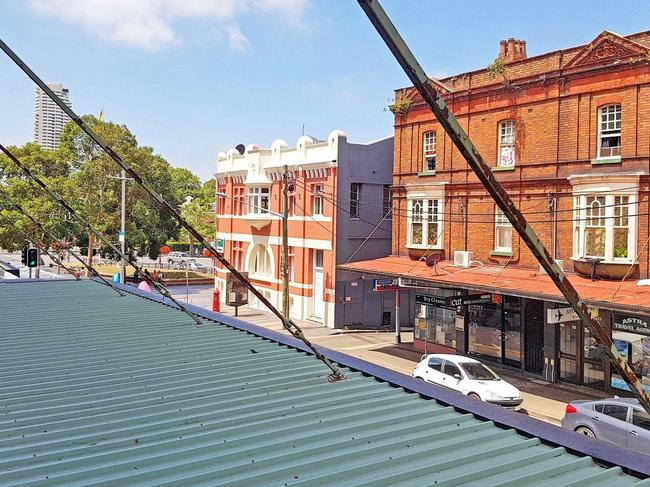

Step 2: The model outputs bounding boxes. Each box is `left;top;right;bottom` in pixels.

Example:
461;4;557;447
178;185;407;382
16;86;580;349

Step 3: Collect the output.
339;256;650;316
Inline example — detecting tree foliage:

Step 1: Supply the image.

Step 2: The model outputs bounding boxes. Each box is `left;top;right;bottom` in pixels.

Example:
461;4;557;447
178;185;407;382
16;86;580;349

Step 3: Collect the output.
179;178;215;247
0;116;209;261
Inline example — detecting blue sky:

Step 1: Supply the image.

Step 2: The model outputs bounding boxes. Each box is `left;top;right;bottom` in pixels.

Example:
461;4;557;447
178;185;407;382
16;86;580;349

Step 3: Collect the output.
1;0;649;180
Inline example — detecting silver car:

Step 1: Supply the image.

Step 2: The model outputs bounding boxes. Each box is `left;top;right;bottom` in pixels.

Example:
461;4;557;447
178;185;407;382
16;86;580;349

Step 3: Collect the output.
561;397;650;455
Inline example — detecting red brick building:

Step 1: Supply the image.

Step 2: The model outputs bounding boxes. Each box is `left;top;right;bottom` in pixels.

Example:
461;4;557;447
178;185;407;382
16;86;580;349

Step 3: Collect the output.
342;31;650;395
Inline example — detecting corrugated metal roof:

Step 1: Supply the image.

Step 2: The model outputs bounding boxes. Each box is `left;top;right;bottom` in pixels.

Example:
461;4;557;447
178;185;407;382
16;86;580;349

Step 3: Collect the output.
1;280;648;486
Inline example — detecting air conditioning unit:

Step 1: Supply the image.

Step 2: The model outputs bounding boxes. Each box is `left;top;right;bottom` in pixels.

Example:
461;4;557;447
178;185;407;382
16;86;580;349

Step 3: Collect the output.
453;250;473;268
539;259;564;275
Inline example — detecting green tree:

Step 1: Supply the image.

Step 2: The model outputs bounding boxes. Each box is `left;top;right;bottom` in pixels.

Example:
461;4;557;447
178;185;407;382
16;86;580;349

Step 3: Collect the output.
58;116;180;263
170;167;202;206
0;143;77;251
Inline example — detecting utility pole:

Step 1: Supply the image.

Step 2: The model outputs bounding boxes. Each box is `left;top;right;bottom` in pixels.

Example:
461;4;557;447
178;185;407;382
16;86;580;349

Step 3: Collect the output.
109;169;132;284
282;165;290;317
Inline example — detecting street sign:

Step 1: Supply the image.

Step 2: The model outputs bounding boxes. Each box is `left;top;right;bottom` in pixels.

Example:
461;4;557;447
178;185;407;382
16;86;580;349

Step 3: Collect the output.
216;238;225;254
374;278;399;292
415;294;447;306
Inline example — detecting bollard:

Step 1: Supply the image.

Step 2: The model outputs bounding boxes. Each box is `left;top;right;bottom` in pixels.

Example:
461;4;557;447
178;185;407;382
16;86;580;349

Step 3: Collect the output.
212;289;220;312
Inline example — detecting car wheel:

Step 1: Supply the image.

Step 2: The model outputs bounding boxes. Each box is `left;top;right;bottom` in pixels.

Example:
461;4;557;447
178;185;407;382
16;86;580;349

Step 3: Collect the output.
575;426;596;438
468;393;481;400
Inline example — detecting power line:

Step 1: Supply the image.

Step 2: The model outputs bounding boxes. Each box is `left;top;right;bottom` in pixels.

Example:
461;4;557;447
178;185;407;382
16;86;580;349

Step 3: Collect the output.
299;180;645;218
0;210;79;280
0;186;125;295
295;177;649;226
0;143;202;326
293;179;391;233
0;40;343;381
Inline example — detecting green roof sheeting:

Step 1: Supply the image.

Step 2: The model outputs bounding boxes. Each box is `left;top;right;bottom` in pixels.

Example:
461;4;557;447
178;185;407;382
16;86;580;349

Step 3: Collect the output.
1;280;648;486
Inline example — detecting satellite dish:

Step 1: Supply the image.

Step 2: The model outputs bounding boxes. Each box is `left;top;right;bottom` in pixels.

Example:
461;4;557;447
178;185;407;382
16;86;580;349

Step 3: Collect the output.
235;144;246;155
425;253;441;268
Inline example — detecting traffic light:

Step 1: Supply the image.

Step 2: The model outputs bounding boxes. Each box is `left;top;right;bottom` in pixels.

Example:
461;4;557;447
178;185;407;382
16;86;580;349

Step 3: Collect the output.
21;246;28;265
27;248;39;268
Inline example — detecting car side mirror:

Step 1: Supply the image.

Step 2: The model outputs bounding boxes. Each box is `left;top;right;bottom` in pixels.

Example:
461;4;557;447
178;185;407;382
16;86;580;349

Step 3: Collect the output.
453;373;461;380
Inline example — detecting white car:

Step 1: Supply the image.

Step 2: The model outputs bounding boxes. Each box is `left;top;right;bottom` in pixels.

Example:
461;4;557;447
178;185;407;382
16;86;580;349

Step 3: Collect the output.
167;251;191;266
413;354;523;410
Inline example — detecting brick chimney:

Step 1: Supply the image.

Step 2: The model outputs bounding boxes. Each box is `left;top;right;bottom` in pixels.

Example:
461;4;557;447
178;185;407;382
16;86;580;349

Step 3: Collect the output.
498;38;527;63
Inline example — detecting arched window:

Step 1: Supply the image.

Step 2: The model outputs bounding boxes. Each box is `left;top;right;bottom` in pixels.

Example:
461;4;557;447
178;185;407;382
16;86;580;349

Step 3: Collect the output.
249;244;273;277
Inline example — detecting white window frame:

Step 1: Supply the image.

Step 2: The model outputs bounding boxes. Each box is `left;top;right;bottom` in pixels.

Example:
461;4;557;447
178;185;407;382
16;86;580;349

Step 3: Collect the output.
494;209;513;253
573;192;636;263
249;244;273;278
407;197;443;249
498;120;516;167
247;187;270;215
423;131;436;172
313;184;324;216
597;104;621;159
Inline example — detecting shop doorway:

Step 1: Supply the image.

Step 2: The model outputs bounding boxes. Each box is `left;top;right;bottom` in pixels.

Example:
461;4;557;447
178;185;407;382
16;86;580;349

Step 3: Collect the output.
524;299;545;374
312;250;324;320
466;296;521;368
559;320;605;389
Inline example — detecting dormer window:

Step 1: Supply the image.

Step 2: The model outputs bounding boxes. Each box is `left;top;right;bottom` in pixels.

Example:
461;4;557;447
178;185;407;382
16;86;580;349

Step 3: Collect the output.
598;104;621;158
423;131;436;172
498;120;516;167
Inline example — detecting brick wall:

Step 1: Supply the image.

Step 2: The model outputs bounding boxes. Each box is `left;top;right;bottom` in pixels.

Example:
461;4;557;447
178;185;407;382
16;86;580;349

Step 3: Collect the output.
391;32;650;278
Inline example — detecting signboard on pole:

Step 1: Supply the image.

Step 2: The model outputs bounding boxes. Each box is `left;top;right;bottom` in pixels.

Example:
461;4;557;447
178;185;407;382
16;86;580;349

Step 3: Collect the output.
374;278;399;292
226;271;248;306
547;307;579;324
216;238;225;254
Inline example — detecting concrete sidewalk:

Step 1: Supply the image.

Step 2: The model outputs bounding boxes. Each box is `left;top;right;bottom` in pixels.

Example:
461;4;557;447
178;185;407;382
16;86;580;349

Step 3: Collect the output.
166;283;598;426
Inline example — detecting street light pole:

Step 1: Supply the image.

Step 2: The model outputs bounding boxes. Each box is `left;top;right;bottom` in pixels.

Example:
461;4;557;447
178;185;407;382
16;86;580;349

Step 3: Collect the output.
282;165;290;317
109;169;133;284
120;169;126;284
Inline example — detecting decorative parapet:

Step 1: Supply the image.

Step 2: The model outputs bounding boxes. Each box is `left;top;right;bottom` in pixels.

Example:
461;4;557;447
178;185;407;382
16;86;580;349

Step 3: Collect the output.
216;129;348;181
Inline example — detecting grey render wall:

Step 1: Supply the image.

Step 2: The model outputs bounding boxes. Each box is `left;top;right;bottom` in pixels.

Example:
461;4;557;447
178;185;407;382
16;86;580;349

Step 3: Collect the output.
334;135;394;328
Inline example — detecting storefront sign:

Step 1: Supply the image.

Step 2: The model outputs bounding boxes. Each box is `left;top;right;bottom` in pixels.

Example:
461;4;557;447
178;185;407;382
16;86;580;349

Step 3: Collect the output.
374;278;399;292
415;294;447;306
547;307;579;324
614;314;650;336
446;293;493;307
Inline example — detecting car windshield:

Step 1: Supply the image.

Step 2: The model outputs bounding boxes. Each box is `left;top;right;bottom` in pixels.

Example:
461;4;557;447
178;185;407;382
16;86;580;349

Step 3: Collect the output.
460;362;500;381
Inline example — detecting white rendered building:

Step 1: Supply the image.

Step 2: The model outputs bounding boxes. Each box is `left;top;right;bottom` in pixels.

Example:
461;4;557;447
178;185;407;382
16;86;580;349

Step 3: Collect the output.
34;83;72;150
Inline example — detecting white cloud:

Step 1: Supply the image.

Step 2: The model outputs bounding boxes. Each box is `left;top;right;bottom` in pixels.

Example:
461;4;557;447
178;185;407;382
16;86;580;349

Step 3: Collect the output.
225;23;251;52
28;0;308;51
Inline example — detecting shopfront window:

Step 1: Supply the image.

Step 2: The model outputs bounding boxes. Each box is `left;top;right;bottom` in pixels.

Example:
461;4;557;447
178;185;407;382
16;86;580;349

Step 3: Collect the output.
467;295;521;367
468;304;502;360
612;314;650;395
414;293;457;349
